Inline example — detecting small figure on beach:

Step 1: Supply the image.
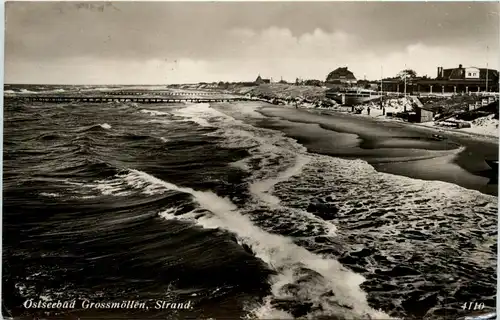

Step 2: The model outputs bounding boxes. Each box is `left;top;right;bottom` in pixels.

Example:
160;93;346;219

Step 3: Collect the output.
367;107;371;115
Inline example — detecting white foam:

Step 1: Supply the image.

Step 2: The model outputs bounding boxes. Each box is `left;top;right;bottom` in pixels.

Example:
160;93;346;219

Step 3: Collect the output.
77;171;172;197
217;102;268;119
245;298;293;320
63;176;135;198
39;295;51;301
99;123;112;130
205;104;338;236
40;192;60;198
249;154;310;206
92;179;129;196
120;171;171;195
54;101;494;318
127;169;390;319
140;109;171;116
190;102;495;319
19;89;36;93
158;207;177;220
142;119;173;125
170;103;227;127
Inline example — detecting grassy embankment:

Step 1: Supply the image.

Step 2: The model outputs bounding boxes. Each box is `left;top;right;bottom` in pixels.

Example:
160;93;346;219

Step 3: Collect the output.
173;82;334;107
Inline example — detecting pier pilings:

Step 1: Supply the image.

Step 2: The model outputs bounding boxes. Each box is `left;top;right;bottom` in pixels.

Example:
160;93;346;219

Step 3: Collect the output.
9;95;248;104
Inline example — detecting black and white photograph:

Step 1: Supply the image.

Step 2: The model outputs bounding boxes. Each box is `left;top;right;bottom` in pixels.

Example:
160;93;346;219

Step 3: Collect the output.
2;1;499;319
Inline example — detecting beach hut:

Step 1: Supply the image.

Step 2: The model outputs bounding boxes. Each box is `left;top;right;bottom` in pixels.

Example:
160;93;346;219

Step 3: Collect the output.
410;106;434;123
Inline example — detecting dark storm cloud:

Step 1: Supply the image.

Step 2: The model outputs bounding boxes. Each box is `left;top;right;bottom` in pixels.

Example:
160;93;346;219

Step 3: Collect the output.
4;1;499;84
6;2;498;60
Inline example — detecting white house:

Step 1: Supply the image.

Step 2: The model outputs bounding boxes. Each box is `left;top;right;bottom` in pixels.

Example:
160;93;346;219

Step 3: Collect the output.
465;67;480;79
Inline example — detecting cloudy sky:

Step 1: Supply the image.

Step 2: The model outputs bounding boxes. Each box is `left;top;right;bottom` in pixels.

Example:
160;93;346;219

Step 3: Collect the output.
5;1;499;84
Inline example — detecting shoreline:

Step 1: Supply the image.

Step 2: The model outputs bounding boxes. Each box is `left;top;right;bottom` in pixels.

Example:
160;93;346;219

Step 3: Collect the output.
250;92;498;141
244;102;498;196
319;108;499;144
350;110;499;141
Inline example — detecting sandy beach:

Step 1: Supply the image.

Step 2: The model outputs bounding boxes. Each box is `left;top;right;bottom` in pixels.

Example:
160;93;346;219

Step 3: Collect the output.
255;104;498;196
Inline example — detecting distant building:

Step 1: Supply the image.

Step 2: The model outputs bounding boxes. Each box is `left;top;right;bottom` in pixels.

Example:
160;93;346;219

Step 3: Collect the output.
437;64;497;82
255;75;271;85
381;77;419;93
409;106;434;123
423;64;499;93
357;80;378;90
325;67;357;87
380;64;499;94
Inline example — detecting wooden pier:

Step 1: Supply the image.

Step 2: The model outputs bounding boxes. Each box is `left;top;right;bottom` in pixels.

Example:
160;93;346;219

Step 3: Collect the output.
105;91;221;96
6;94;251;104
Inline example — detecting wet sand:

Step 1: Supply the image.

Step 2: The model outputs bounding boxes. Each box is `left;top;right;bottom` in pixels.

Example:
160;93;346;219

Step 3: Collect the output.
257;106;498;196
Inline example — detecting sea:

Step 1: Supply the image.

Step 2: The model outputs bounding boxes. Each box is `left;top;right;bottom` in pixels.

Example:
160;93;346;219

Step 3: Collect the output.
3;85;498;319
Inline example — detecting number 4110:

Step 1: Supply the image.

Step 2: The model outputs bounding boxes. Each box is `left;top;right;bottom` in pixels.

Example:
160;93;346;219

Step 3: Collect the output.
462;302;485;311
